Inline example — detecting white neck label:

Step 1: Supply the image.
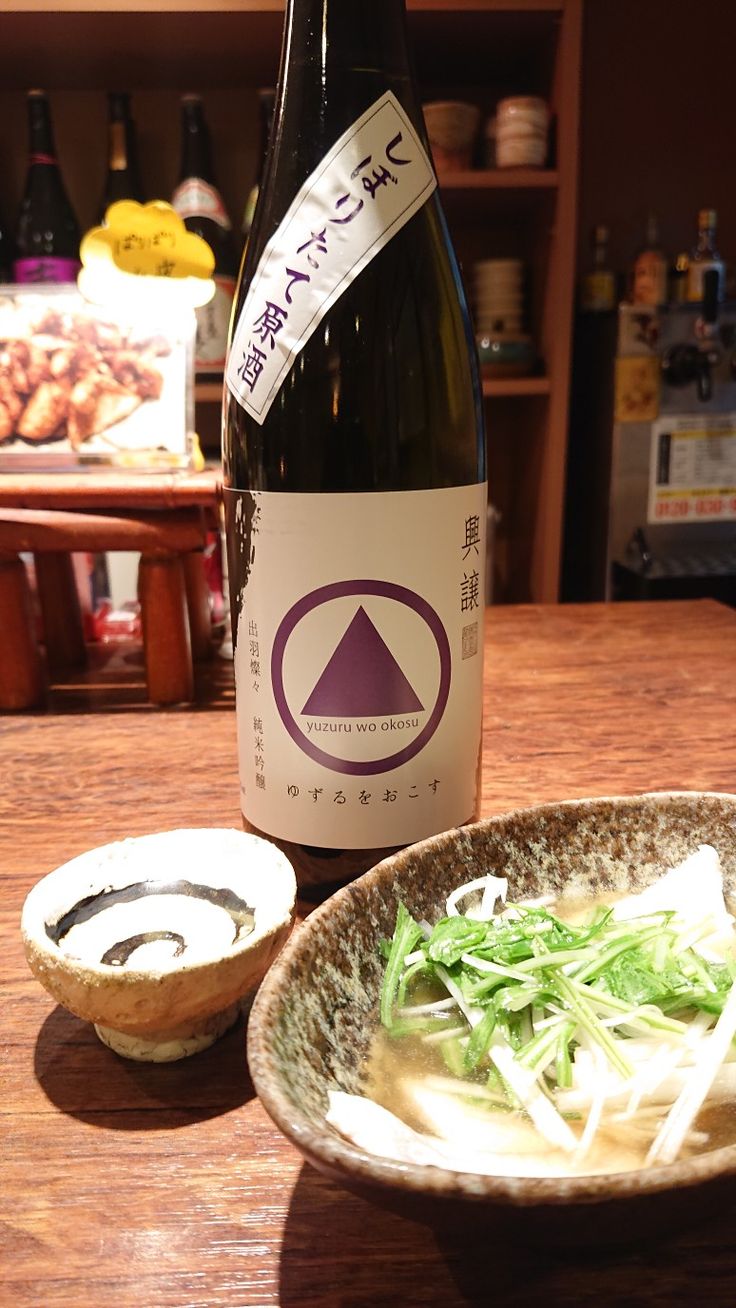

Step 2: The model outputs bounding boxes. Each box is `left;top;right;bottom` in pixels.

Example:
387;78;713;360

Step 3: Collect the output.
225;91;436;423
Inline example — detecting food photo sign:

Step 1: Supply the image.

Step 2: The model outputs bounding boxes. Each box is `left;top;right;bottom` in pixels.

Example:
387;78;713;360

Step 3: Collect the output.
0;201;214;471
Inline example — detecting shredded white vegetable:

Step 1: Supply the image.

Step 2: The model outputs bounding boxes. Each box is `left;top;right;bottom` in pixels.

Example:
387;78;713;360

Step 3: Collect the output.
488;1038;578;1153
446;874;507;921
647;979;736;1165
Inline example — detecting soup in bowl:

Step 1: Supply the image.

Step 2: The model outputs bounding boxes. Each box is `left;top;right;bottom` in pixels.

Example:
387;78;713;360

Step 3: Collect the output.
247;792;736;1244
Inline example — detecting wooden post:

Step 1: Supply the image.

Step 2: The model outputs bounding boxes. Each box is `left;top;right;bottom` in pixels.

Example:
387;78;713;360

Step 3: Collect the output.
0;553;45;710
138;555;194;706
183;552;213;662
34;552;87;672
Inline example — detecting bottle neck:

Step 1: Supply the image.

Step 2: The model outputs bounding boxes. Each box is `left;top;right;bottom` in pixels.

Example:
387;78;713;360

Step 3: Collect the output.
179;102;215;183
283;0;413;71
27;95;57;165
107;94;130;172
277;0;419;135
644;214;660;250
697;224;717;254
593;242;608;269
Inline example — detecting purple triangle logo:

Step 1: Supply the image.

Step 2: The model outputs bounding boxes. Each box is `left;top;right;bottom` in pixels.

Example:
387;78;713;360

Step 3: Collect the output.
301;605;424;717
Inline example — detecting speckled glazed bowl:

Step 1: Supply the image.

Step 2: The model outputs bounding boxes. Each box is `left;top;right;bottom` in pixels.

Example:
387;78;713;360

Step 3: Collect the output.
248;792;736;1244
22;828;296;1062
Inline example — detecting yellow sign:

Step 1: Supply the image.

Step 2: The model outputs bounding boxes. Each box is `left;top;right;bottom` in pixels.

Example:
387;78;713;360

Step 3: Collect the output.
614;355;660;423
79;201;215;311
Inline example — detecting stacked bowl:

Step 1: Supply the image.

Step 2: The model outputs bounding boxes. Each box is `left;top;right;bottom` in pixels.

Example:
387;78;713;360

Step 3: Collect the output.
473;258;536;378
495;96;549;168
473;258;524;336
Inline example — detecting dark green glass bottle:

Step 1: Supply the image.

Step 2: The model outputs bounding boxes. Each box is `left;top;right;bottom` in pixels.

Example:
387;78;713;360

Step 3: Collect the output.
97;91;144;223
223;0;486;888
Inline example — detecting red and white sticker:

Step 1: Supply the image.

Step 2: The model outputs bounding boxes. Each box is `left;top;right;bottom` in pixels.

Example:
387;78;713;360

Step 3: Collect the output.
172;178;232;230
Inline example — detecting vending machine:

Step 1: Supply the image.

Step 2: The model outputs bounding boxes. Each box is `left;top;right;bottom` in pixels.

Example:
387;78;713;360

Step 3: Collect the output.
607;287;736;604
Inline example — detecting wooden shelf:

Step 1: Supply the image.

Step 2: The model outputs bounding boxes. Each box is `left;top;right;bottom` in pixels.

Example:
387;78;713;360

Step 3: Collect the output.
7;2;564;12
2;0;581;604
1;4;560;89
196;376;552;403
441;169;558;190
482;375;550;397
195;382;225;403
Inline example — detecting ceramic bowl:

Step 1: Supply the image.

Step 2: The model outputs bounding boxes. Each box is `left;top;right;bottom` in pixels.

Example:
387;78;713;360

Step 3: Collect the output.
476;332;535;376
22;827;296;1061
422;100;480;171
248;792;736;1244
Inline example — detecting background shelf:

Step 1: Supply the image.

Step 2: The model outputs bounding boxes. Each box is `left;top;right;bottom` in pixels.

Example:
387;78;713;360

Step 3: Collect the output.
1;0;581;603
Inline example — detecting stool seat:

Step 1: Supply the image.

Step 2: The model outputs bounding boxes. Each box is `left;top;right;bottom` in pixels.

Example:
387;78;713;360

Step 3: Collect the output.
0;469;222;710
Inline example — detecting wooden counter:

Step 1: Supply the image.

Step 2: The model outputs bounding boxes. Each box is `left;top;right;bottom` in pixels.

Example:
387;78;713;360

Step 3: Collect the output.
2;600;736;1306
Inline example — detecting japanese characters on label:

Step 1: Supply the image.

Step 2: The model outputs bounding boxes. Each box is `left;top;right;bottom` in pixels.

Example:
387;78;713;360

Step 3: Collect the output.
227;485;486;848
225;92;436;423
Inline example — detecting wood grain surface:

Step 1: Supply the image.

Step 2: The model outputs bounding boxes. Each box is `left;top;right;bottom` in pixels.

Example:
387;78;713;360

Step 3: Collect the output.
2;600;736;1307
0;467;221;511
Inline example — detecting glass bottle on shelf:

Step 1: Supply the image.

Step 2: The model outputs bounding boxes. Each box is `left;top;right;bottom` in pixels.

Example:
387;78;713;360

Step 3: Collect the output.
669;251;689;305
13;90;81;283
171;94;239;375
0;210;13;282
631;212;667;306
240;88;276;251
222;0;486;887
97;91;144;222
580;224;616;312
687;209;725;303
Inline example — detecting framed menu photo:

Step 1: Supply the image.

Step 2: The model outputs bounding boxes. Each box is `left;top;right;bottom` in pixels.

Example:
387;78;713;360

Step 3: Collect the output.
0;285;195;471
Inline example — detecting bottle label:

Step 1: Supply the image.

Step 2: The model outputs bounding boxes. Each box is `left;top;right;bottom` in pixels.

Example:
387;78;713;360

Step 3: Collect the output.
195;274;237;370
580;271;615;312
225;90;437;425
13;257;80;284
172;177;232;230
226;483;486;848
632;253;667;306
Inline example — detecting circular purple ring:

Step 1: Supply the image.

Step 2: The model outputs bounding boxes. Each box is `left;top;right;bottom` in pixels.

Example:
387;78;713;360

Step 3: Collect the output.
271;579;451;776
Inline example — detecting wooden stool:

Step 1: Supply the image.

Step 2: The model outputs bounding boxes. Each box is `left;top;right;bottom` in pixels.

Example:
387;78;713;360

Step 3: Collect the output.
0;505;214;709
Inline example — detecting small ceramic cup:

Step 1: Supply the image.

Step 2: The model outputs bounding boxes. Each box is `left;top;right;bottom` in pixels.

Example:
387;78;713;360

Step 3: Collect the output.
422;100;481;172
21;827;297;1061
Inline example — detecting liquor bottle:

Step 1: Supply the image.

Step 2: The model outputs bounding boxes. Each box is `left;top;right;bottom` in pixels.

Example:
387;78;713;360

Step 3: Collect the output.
240;88;276;249
97;91;144;222
631;212;667;306
579;224;616;312
13;90;81;283
172;94;238;374
687;209;725;303
669;252;689;305
0;210;13;282
223;0;486;887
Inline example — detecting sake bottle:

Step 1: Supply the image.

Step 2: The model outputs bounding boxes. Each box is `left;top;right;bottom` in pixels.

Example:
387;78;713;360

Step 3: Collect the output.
223;0;486;888
97;91;144;222
0;209;13;282
240;88;276;251
172;94;238;374
13;90;81;283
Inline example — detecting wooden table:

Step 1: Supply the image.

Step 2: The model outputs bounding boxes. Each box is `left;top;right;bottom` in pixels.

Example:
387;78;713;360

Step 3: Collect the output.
3;600;736;1307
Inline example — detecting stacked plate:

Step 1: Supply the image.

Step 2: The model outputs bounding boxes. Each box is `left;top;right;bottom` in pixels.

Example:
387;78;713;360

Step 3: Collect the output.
472;258;524;336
